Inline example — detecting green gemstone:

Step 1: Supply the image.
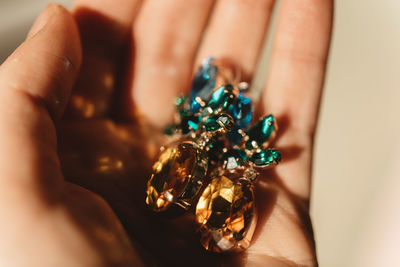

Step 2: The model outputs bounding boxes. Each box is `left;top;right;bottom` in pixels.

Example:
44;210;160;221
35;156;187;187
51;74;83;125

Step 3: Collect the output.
164;124;178;136
207;84;235;111
203;114;233;132
175;95;187;107
249;149;281;167
175;95;189;116
222;149;247;170
204;116;220;132
245;115;276;150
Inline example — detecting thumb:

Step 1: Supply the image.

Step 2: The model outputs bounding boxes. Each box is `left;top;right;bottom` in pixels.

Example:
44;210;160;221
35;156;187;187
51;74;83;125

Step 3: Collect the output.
0;4;82;194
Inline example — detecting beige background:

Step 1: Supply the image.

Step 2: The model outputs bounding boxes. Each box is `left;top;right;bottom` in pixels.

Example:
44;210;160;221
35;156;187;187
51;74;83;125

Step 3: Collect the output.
1;1;399;266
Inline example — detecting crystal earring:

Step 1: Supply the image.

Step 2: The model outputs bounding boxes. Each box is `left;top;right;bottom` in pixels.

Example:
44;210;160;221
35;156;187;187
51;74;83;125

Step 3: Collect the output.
146;58;238;212
145;58;282;253
195;115;281;252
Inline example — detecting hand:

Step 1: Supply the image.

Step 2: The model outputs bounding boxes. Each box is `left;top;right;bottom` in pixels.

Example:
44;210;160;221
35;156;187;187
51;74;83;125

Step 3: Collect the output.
0;1;332;266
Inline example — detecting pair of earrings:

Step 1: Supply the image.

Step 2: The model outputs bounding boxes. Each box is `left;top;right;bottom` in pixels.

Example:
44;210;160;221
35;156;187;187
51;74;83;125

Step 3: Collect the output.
145;58;281;252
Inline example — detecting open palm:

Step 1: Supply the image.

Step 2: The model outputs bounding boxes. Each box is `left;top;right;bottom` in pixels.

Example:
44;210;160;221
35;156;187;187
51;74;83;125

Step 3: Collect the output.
0;1;332;266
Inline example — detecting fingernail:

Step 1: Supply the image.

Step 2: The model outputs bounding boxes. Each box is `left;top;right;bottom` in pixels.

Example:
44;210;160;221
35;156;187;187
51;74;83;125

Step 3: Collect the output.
27;3;59;39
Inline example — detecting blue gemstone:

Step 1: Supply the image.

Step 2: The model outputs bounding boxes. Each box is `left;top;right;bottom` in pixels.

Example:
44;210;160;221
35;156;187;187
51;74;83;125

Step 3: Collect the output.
190;98;201;113
190;58;218;112
229;93;252;129
226;125;244;145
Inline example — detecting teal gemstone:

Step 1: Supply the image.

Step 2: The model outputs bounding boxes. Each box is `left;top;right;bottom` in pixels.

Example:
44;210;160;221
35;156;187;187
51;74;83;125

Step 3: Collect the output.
222;149;247;170
181;115;201;134
245;115;276;150
207;84;235;111
203;114;233;132
249;149;281;167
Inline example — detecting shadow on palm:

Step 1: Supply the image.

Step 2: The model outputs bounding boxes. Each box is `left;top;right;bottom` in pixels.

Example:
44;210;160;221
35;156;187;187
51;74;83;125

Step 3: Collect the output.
54;7;316;266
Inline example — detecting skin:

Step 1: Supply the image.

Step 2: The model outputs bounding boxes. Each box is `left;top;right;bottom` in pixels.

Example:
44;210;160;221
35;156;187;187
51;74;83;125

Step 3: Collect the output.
0;1;333;266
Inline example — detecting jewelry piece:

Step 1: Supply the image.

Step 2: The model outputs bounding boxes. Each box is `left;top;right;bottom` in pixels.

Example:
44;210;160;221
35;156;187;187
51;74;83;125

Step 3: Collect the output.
145;57;281;252
195;115;281;252
146;58;236;212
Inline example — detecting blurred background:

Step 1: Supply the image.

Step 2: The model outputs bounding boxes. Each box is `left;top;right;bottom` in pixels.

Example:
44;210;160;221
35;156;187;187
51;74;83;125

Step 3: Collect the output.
0;0;399;266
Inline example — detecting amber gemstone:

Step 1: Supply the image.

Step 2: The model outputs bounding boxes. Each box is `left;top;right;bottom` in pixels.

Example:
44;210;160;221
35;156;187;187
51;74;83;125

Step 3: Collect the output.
196;174;256;252
146;141;207;212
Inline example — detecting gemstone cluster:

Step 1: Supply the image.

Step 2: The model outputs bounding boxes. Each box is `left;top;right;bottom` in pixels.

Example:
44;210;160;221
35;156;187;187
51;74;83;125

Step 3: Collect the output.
145;58;282;252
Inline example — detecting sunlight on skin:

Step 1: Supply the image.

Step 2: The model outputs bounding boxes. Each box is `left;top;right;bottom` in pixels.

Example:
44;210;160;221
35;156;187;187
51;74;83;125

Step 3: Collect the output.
0;0;332;265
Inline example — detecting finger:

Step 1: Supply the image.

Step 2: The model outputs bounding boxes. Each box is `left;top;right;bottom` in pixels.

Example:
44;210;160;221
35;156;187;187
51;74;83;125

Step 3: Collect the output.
195;0;276;80
262;0;333;198
128;0;215;127
65;0;142;119
0;4;82;194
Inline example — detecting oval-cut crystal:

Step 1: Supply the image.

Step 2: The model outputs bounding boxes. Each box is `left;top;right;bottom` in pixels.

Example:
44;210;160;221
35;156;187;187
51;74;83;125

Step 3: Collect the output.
146;141;208;212
196;174;256;252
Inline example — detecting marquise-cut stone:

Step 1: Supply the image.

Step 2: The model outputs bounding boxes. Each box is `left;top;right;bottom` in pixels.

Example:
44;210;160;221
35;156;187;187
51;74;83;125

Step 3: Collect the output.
229;93;253;129
196;175;256;252
207;85;235;111
246;115;276;150
190;58;218;112
146;141;207;211
249;149;281;167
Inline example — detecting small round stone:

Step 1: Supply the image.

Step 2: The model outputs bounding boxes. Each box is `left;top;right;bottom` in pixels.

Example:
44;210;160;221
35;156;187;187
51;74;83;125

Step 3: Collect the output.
222;149;247;170
243;168;258;182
